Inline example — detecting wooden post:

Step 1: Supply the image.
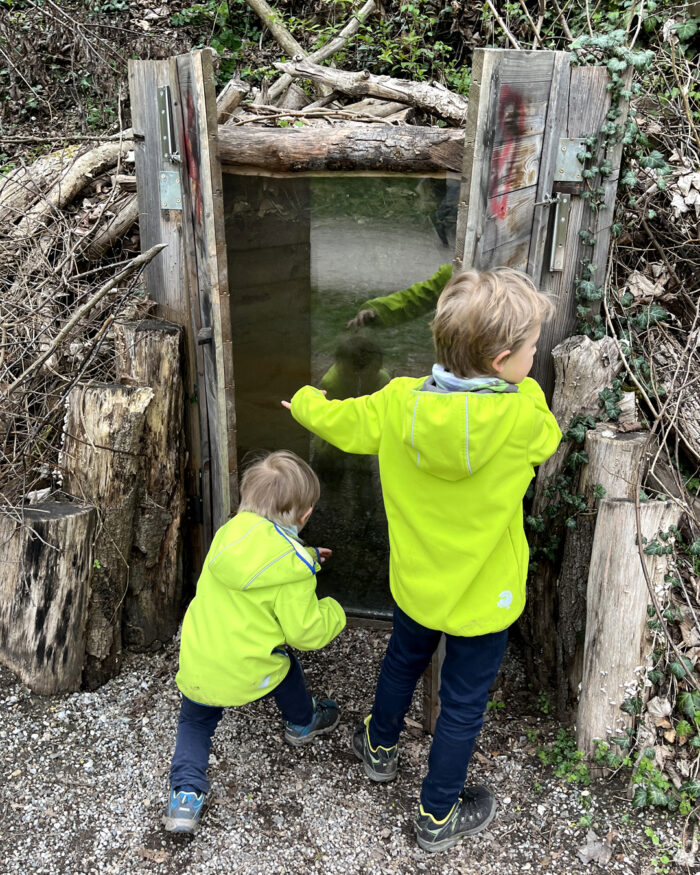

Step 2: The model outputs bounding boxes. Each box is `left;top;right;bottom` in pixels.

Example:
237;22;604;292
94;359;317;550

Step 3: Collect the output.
61;383;153;689
576;498;681;758
0;503;96;695
523;335;621;687
555;426;651;716
114;320;186;650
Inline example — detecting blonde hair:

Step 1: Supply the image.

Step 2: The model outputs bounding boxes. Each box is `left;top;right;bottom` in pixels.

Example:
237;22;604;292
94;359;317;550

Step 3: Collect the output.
432;267;555;378
238;450;320;527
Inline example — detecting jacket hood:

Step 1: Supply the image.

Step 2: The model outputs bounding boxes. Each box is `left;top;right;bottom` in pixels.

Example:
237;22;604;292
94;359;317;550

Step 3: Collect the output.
400;383;522;481
205;512;318;591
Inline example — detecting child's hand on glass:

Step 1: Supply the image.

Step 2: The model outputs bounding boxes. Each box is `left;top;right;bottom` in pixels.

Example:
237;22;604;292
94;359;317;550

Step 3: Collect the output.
281;389;326;410
317;547;332;564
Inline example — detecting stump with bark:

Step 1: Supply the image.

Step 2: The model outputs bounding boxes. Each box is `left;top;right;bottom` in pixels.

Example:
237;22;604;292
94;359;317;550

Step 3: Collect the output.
114;320;186;651
61;383;154;689
0;503;96;695
576;498;682;758
555;426;651;716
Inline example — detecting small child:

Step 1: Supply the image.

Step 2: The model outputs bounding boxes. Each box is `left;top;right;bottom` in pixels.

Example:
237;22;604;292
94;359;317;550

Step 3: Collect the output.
284;267;561;853
164;450;346;835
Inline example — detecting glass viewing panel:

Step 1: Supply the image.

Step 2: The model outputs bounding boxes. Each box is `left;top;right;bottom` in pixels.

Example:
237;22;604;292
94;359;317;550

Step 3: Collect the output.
224;175;456;617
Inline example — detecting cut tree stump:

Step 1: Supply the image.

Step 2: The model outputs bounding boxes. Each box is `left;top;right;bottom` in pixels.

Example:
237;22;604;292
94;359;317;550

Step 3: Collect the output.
576;498;682;758
555;425;651;716
61;382;154;689
115;320;185;651
522;335;622;687
0;503;96;695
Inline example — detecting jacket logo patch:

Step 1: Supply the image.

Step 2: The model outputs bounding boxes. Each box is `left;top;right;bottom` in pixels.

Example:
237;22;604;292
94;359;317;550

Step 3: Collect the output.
497;590;513;609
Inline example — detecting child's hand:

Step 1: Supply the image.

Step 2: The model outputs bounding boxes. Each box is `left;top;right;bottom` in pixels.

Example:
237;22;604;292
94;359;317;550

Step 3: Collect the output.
281;389;326;410
317;547;332;564
346;309;377;329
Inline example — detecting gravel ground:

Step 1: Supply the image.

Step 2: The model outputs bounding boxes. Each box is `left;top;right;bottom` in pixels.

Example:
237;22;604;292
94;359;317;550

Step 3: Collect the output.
0;625;695;874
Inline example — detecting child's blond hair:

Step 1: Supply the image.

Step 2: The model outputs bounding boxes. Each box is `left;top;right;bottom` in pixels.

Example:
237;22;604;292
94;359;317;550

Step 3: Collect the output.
238;450;320;527
432;267;555;378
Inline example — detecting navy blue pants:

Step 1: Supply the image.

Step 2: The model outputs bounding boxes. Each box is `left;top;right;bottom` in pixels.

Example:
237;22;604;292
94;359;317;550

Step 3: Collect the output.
169;650;313;793
369;605;508;819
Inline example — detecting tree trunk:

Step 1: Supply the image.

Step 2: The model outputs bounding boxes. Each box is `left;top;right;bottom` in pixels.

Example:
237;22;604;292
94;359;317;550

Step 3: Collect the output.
576;498;682;758
0;502;96;695
61;383;153;689
555;426;651;717
522;335;621;688
114;321;186;651
217;123;464;173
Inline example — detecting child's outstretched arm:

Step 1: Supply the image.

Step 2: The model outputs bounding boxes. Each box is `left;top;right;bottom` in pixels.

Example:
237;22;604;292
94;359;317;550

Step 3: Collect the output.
275;582;346;651
282;383;390;456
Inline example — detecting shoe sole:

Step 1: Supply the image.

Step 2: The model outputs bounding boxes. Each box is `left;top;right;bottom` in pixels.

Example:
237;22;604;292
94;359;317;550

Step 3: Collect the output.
163;815;199;835
284;712;340;746
352;736;398;783
415;799;497;853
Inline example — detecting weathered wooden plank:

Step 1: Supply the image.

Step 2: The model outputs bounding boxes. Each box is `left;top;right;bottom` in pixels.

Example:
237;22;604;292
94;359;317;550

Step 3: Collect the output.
175;50;238;530
128;57;209;573
481;186;537;254
527;51;571;287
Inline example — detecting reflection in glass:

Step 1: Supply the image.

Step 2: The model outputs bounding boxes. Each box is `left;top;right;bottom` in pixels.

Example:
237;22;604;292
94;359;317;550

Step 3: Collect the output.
224;175;453;616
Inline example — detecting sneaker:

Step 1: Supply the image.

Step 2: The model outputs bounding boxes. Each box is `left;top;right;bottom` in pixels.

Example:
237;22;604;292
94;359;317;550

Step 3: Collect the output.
415;784;496;853
163;789;207;835
352;715;398;782
284;696;339;746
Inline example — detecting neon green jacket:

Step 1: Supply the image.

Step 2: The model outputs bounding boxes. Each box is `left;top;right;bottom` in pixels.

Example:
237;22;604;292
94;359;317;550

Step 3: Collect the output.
291;377;561;636
361;263;452;327
176;512;346;706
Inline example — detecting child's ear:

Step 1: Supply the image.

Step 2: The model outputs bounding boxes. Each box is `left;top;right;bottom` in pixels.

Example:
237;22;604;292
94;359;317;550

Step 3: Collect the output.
491;349;511;374
299;507;313;528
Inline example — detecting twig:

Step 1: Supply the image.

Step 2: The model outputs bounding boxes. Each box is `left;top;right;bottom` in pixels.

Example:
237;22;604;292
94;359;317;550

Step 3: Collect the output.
518;0;546;48
550;0;574;41
6;244;166;395
485;0;522;49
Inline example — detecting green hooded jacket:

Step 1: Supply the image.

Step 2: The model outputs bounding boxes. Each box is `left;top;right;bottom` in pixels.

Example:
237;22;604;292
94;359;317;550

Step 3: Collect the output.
176;512;346;707
290;376;561;636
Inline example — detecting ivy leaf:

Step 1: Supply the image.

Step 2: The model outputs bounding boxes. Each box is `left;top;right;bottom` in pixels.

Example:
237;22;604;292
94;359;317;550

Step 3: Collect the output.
621;169;638;187
670;659;688;679
632;787;648;807
648;786;669;807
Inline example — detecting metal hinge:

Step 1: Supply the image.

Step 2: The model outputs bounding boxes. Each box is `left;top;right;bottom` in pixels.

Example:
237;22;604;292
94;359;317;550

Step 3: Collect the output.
157;85;182;211
550;193;572;272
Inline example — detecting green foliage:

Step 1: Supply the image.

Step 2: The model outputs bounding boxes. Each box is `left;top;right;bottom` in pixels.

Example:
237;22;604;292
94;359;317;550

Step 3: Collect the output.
538;729;590;785
171;1;245;83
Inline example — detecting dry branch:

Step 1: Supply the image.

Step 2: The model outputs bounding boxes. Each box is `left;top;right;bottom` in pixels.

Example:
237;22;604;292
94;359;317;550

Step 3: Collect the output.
273;59;468;125
10;140;133;240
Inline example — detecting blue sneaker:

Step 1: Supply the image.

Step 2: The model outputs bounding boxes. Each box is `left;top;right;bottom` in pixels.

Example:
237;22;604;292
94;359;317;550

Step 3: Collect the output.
163;789;207;834
284;696;340;746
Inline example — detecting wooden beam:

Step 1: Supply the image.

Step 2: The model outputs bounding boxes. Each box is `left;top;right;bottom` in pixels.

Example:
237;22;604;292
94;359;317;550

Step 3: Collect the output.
217;124;465;174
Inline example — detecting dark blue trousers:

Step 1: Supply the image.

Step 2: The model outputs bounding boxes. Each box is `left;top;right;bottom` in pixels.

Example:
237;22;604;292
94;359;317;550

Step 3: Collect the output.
369;605;508;819
169;650;313;793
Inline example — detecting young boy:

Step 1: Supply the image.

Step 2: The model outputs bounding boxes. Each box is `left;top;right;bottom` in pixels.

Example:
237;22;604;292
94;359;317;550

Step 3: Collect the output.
164;450;346;835
283;267;561;853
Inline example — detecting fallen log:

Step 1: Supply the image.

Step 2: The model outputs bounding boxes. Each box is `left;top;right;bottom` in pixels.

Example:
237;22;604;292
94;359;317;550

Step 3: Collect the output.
115;320;185;651
217;123;464;173
61;382;154;689
555;426;651;716
273;59;468;126
10;140;133;241
577;498;682;758
0;502;96;695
